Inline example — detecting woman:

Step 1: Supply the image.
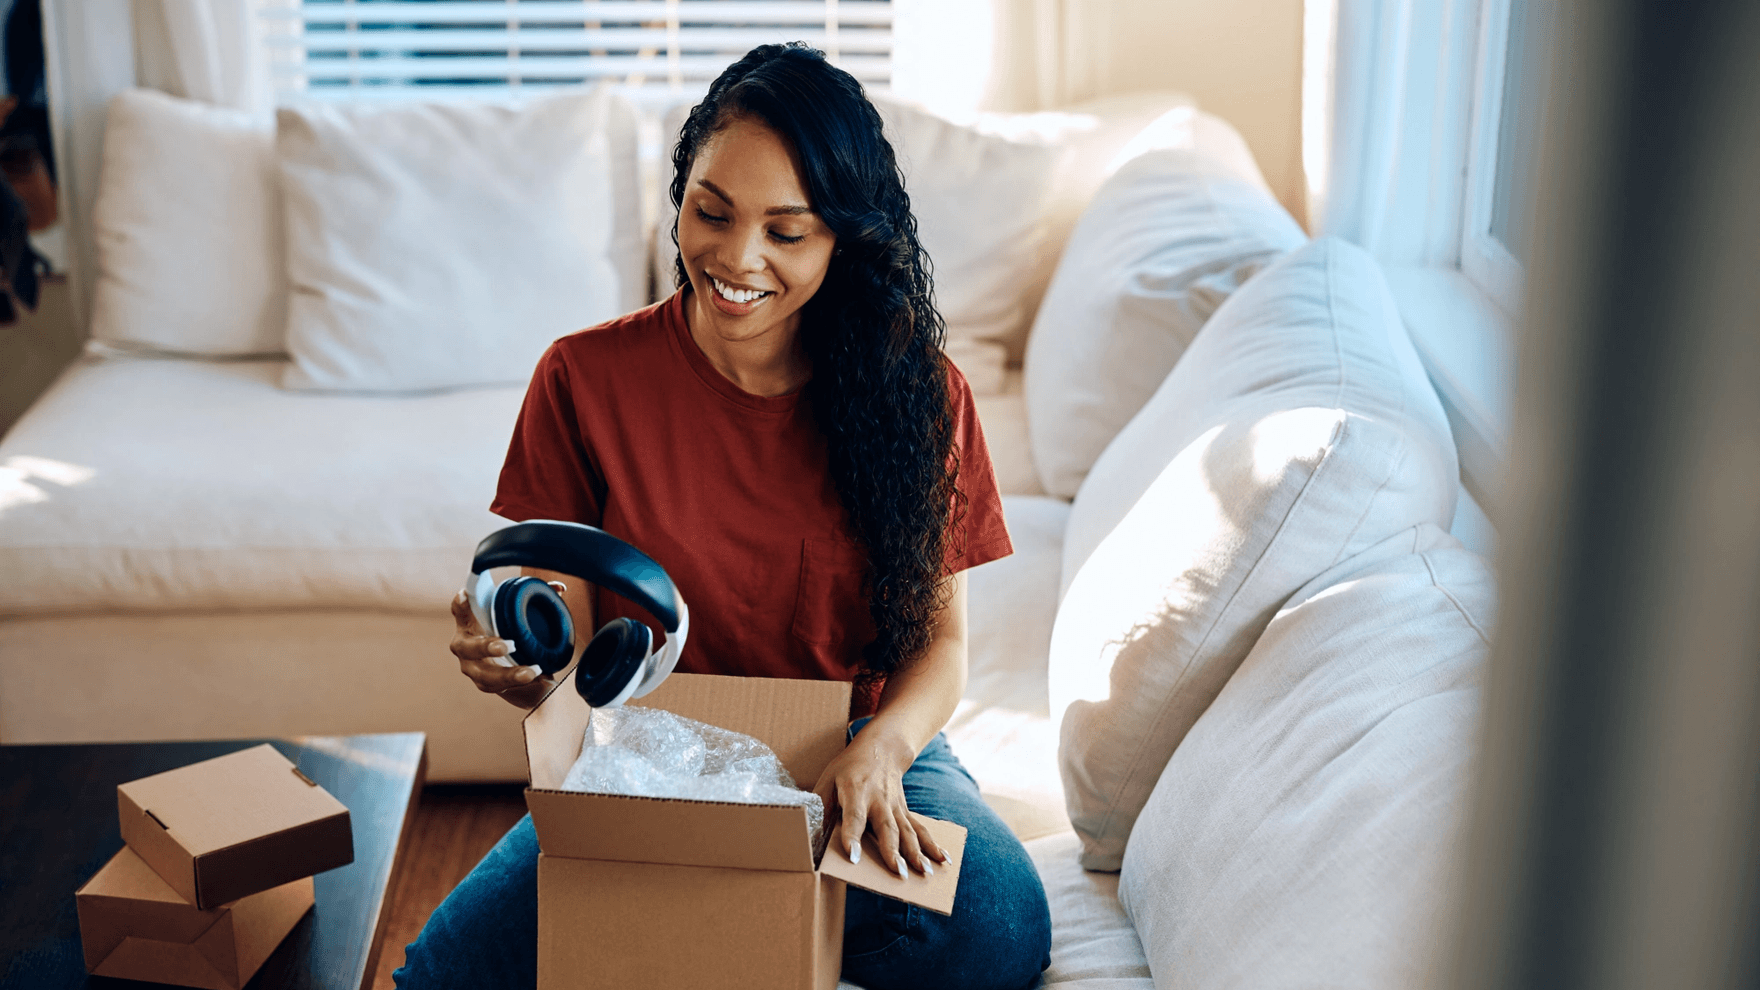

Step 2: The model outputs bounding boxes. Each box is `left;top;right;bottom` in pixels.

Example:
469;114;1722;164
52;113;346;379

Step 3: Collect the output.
399;44;1052;990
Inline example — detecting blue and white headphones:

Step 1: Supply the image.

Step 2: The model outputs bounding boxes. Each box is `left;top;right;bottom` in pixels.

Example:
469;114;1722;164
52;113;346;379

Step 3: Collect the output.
466;520;690;707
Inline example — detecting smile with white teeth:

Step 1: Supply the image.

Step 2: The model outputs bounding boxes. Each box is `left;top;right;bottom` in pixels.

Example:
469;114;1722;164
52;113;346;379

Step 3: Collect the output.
711;276;773;306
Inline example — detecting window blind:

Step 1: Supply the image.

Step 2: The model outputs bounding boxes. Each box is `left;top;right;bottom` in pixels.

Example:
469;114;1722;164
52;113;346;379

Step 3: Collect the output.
262;1;893;106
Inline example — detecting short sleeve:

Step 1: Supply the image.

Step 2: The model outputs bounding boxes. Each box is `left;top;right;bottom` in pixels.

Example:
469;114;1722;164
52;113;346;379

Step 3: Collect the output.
943;362;1013;574
490;343;607;525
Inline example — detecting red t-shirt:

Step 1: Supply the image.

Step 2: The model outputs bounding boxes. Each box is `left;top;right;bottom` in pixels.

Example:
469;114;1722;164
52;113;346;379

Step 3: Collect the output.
491;289;1012;716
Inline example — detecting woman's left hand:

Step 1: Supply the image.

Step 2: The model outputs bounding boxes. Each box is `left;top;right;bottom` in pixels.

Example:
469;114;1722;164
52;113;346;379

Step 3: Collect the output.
812;725;950;878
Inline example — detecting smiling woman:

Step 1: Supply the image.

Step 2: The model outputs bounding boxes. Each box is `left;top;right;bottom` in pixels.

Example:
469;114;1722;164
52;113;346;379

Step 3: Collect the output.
412;43;1051;990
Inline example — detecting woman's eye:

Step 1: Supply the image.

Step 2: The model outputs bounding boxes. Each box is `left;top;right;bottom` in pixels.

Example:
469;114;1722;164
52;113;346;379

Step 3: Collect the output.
694;205;727;225
770;231;806;245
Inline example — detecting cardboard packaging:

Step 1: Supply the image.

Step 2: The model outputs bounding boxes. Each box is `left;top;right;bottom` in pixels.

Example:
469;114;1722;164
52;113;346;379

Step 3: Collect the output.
524;673;967;990
75;845;314;989
117;743;353;909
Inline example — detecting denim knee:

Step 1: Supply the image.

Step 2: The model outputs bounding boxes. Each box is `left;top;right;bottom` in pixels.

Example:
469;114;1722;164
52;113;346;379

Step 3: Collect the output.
394;814;540;989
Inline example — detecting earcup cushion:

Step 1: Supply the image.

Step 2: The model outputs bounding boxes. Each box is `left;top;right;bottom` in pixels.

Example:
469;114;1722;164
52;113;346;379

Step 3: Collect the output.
575;617;653;708
491;576;576;676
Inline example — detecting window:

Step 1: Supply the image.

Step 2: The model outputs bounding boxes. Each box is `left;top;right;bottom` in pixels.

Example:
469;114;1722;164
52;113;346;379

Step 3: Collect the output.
1460;0;1546;317
262;1;894;108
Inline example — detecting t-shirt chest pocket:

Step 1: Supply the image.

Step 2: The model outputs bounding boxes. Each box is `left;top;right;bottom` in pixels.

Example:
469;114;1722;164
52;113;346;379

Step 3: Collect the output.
792;537;875;648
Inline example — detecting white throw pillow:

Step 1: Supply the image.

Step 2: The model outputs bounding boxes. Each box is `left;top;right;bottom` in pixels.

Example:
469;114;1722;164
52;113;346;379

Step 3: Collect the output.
89;89;286;356
1049;238;1458;870
277;90;632;391
1024;149;1308;498
651;94;1063;387
876;95;1065;361
1119;526;1492;989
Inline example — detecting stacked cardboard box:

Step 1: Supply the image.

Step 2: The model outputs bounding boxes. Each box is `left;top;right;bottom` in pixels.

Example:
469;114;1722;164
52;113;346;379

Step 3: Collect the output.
524;673;966;990
75;744;355;989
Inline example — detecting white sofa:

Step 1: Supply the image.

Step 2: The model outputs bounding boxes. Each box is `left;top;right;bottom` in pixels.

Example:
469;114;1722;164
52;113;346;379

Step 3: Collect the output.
0;86;1490;989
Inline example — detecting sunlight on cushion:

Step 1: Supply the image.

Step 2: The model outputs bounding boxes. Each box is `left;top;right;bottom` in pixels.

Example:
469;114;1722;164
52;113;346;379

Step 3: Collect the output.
1105;106;1198;176
0;455;97;514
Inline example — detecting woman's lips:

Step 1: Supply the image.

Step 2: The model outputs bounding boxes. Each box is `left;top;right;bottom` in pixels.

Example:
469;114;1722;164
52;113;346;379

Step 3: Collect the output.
707;274;773;316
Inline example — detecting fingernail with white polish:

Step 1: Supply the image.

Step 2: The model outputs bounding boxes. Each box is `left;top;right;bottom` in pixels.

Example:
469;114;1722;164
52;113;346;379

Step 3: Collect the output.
500;640;518;653
923;862;934;876
849;844;861;866
896;856;909;878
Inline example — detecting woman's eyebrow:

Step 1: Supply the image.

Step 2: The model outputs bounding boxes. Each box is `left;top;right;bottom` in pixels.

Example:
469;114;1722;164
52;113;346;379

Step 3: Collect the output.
697;178;735;206
696;178;813;216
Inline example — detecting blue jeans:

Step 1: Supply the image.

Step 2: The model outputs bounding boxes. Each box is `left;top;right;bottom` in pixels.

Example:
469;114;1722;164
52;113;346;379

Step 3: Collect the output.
395;720;1051;990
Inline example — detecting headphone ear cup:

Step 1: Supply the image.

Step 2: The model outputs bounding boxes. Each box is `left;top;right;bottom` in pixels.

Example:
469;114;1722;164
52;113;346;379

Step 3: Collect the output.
491;577;576;676
574;617;653;708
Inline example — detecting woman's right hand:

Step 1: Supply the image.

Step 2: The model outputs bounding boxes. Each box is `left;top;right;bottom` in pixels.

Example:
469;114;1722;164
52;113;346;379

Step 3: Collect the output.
449;587;553;701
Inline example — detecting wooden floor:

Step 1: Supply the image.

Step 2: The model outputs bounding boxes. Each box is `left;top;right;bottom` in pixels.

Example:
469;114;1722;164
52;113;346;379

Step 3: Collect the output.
371;783;530;989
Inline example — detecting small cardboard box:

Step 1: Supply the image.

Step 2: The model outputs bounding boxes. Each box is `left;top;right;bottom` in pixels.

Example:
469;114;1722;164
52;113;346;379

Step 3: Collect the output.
524;673;967;990
75;845;314;989
117;743;353;909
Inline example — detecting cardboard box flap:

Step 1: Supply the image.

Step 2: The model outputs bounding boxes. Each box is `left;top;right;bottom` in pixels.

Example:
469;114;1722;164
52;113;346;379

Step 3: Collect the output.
819;816;967;916
526;673;852;791
92;936;236;990
117;744;349;857
527;787;817;872
525;673;594;792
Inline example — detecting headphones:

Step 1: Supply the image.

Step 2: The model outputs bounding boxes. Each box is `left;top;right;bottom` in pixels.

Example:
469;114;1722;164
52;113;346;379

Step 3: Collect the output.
466;520;690;708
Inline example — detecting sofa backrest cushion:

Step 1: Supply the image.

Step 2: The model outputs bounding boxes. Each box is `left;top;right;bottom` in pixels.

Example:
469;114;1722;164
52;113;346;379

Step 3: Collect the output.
89;89;287;356
876;95;1066;370
1023;148;1308;498
1118;526;1491;989
277;88;641;392
1049;237;1458;870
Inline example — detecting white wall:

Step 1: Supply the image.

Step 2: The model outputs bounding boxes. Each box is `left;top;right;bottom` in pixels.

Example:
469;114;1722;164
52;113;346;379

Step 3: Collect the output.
899;0;1309;225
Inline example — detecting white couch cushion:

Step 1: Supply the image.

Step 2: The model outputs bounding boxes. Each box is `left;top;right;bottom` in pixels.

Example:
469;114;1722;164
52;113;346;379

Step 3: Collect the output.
88;89;286;356
1031;830;1154;989
877;95;1066;361
1024;149;1308;498
1049;238;1458;870
972;372;1047;496
278;90;638;392
966;495;1068;717
0;356;515;614
1118;526;1491;989
947;494;1072;841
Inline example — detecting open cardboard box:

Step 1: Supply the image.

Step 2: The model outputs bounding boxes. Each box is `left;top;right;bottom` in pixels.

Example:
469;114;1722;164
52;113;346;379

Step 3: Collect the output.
75;845;314;990
117;743;353;910
524;672;967;990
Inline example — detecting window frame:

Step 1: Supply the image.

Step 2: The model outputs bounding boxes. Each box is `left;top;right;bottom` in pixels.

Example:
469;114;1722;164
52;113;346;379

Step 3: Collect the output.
1457;0;1524;318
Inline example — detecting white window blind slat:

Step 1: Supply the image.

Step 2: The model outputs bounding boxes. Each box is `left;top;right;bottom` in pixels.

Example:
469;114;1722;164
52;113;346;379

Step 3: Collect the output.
276;53;892;83
265;1;893;27
271;28;891;54
266;0;893;102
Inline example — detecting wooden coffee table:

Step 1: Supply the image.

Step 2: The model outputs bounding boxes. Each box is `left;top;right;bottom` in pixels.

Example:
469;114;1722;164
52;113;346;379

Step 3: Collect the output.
0;732;427;989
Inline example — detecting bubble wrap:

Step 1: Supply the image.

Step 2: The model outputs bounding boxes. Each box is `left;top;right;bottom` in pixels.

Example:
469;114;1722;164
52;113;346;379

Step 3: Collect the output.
560;706;825;849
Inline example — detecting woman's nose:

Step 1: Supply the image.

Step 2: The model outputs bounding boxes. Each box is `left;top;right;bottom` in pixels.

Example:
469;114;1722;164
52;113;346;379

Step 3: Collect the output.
718;223;768;275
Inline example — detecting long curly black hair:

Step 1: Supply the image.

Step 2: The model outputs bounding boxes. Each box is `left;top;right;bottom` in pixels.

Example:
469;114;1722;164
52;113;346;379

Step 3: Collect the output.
669;43;963;683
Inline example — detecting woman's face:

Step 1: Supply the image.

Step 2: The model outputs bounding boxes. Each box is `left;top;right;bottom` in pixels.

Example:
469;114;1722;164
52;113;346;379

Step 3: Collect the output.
678;115;836;349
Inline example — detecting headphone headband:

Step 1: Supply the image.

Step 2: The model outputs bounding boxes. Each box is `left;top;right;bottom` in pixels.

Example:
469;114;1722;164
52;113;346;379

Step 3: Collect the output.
470;521;680;631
